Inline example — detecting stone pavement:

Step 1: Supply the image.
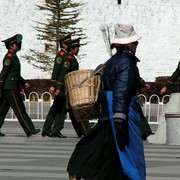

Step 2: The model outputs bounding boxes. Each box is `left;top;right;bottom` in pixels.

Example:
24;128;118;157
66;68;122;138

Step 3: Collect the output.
0;121;180;180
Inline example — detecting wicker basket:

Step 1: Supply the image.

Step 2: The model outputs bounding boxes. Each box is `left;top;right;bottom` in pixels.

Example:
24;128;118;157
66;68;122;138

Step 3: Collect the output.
65;69;101;121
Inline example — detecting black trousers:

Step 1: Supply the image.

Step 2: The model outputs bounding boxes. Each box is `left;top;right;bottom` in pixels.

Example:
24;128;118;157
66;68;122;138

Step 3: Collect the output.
0;90;36;135
42;93;67;135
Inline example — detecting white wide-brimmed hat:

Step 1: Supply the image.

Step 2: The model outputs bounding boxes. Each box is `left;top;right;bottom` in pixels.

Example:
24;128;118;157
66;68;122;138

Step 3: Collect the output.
111;24;141;45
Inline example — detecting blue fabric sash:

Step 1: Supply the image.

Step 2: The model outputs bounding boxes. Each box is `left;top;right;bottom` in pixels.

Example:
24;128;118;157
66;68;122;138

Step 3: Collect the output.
106;91;146;180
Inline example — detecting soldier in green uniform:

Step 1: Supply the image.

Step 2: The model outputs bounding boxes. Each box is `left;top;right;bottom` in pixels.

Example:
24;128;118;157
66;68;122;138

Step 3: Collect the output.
42;34;71;138
160;61;180;94
57;38;91;136
42;34;83;138
0;34;41;137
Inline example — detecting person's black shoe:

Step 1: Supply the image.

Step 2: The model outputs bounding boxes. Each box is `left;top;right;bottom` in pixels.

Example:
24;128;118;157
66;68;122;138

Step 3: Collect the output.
69;173;81;180
31;129;41;135
42;132;53;137
0;132;5;137
52;132;67;138
27;129;41;137
26;132;32;137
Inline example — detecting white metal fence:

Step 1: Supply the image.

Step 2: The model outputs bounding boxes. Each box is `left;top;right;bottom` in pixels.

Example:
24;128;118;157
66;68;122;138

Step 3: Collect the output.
6;92;170;124
6;92;53;121
138;94;170;124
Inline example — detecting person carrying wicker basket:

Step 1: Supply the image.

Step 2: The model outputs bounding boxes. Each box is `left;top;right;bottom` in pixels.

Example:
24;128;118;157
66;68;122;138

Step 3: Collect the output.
67;24;146;180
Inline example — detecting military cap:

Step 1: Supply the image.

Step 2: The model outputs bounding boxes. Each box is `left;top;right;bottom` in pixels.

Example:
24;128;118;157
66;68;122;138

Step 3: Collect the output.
68;38;80;48
59;34;71;44
1;34;23;49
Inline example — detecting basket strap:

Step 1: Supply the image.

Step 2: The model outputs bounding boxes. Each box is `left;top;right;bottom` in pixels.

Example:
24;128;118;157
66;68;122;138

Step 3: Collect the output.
79;59;110;87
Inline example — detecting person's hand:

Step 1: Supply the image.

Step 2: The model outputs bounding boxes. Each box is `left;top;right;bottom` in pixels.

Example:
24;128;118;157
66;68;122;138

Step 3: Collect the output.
20;88;25;95
160;87;167;95
54;89;61;96
49;87;55;94
114;118;129;151
24;83;30;89
145;83;151;89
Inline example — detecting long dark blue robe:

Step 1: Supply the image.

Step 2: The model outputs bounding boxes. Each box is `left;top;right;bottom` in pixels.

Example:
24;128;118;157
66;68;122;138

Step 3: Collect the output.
106;91;146;180
67;92;146;180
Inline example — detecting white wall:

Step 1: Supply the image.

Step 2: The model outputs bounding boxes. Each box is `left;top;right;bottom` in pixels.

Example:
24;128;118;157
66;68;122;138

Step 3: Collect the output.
0;0;180;81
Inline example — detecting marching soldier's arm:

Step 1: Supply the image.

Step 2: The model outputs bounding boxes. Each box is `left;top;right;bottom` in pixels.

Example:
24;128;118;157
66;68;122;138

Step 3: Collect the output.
50;51;65;88
166;61;180;89
56;55;73;91
139;77;146;88
19;76;30;92
0;55;12;89
19;76;27;87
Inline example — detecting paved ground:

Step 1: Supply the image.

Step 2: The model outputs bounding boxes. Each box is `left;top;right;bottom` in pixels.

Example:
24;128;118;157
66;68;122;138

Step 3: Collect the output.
0;121;180;180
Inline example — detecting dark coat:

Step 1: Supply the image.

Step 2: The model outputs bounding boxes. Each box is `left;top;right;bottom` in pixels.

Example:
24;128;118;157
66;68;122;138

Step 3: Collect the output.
50;49;68;88
0;51;26;91
56;54;79;91
100;51;140;120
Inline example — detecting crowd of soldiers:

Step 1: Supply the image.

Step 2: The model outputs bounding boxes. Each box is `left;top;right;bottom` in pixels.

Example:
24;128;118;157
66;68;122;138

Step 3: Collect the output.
0;33;91;137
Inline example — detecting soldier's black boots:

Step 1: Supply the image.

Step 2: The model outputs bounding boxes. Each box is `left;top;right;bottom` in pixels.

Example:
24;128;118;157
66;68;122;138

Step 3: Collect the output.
0;132;5;136
27;129;41;137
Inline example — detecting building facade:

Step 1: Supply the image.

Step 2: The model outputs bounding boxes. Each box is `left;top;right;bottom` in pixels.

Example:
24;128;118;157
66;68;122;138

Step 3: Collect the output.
0;0;180;81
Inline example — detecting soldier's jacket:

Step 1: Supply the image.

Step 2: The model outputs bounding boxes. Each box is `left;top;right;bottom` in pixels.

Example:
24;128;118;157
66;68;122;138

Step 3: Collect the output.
0;51;26;91
166;61;180;89
50;48;68;87
137;77;146;93
56;53;79;91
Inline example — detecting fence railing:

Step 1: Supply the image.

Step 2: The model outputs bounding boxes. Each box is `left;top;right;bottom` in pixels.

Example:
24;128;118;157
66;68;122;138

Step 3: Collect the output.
7;92;53;121
6;92;170;124
138;94;170;124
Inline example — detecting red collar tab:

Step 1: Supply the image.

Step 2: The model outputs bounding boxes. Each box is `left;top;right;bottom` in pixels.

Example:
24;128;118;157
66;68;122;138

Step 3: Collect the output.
68;55;73;59
7;53;13;57
59;51;65;56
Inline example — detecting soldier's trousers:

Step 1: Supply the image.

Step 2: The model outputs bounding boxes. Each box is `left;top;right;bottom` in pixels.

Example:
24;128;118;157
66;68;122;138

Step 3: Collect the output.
42;93;67;135
0;90;36;134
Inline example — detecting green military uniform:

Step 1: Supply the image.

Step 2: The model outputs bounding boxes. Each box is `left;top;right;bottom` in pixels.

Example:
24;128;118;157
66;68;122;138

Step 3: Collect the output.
137;77;153;140
57;53;85;137
0;34;40;137
42;36;85;138
165;61;180;91
57;51;91;136
42;48;69;137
